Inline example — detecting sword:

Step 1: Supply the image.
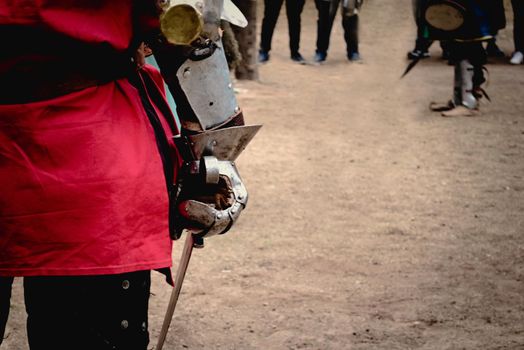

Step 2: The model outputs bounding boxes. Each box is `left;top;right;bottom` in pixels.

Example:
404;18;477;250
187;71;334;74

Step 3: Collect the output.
401;41;435;78
156;233;201;350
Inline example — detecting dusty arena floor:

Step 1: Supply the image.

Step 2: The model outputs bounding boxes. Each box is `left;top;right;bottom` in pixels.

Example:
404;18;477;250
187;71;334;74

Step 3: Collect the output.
3;0;524;349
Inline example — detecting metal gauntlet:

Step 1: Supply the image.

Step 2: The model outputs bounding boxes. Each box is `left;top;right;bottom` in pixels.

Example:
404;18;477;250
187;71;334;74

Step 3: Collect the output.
173;125;260;239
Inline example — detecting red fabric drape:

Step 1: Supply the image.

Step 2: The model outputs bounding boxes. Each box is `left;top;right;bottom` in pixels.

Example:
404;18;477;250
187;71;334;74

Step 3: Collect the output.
0;1;180;276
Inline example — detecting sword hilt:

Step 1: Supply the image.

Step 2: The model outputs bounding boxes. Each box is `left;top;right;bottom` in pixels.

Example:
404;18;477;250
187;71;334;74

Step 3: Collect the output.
193;235;205;248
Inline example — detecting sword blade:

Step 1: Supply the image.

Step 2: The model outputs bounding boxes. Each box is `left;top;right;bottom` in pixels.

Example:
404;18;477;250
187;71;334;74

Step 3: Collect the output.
401;58;421;78
156;233;195;350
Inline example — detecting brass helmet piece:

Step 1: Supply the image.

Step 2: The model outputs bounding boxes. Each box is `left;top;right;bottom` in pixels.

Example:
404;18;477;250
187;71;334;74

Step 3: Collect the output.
160;3;203;45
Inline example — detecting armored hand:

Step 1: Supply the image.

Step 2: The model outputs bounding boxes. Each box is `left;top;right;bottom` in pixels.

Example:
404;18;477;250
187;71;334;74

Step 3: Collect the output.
173;125;259;239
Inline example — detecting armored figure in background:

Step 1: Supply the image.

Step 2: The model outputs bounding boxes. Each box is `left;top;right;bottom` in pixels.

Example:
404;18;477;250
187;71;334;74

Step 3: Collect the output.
421;0;505;117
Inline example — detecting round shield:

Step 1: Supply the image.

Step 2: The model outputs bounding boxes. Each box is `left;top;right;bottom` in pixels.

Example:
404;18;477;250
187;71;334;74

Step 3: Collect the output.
425;2;465;32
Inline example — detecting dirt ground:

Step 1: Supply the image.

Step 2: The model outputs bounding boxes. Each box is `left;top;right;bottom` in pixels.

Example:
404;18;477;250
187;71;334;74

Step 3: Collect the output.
3;0;524;349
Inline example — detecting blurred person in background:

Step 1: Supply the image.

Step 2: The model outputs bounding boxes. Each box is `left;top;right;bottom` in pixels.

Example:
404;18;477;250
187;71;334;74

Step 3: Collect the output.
259;0;307;64
510;0;524;64
485;36;506;58
407;0;451;60
408;0;432;59
313;0;363;63
424;0;505;117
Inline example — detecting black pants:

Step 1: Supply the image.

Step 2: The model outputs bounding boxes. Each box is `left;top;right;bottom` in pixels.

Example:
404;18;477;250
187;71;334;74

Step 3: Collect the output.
411;0;432;51
315;0;359;55
260;0;305;54
24;271;151;350
0;277;14;346
512;0;524;52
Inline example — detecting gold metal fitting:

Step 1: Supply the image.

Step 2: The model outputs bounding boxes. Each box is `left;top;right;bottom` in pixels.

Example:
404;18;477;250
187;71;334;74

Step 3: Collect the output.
160;4;204;45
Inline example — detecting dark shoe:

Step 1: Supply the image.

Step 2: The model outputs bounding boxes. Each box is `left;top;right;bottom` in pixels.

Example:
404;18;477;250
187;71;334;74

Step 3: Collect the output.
291;52;307;64
258;50;270;63
486;43;505;58
314;51;326;63
348;52;361;62
407;49;430;60
429;100;454;112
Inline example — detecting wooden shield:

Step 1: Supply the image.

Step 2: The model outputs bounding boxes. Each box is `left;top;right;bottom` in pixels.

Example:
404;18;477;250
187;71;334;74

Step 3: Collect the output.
424;1;465;32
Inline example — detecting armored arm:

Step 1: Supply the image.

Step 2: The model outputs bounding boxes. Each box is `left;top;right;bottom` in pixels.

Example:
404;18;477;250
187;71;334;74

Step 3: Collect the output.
148;0;261;241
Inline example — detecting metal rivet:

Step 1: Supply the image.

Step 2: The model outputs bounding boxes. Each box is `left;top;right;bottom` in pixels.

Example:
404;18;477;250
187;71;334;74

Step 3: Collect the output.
122;280;130;290
238;195;243;200
234;106;240;113
141;321;147;332
183;68;191;78
121;320;129;329
217;213;222;219
228;83;232;89
231;207;237;214
212;140;217;146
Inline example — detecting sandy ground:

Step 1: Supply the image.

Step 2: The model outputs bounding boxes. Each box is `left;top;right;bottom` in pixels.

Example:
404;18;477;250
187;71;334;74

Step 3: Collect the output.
3;0;524;349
